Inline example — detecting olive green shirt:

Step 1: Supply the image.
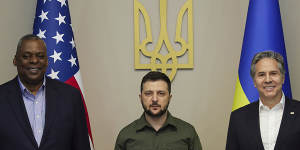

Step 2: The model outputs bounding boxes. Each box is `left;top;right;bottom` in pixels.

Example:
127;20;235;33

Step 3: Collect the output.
114;112;202;150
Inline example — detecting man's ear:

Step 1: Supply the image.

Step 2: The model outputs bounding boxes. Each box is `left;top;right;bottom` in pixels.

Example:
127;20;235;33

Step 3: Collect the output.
253;78;256;88
13;56;17;66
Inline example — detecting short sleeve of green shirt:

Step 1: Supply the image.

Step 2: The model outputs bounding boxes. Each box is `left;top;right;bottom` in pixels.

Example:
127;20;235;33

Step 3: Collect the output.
114;113;202;150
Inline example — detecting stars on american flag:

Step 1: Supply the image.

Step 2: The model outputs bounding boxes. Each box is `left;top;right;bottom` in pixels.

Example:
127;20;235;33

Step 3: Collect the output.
48;69;60;80
57;0;67;7
55;13;66;25
33;0;80;82
52;31;64;44
37;29;46;39
50;50;62;63
39;10;49;23
68;55;77;67
70;38;75;49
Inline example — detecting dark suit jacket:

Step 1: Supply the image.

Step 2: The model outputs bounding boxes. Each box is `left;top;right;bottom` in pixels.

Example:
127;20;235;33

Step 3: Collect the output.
0;77;91;150
226;98;300;150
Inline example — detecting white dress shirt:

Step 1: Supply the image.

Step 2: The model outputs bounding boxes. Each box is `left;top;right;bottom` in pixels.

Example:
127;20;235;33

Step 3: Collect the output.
259;93;285;150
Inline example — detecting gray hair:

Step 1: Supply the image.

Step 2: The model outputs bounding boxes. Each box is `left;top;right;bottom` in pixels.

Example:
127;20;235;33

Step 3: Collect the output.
250;51;285;79
16;34;46;55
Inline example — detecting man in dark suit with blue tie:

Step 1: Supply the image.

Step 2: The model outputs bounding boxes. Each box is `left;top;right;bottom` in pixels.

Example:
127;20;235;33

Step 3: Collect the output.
226;51;300;150
0;34;91;150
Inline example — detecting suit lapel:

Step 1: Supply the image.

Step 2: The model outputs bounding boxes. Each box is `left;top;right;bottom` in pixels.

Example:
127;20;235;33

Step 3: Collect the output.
275;99;296;148
7;77;38;148
39;78;59;147
247;102;265;149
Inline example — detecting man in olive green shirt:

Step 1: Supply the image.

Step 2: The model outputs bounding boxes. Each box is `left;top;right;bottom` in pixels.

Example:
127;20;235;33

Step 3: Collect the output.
114;71;202;150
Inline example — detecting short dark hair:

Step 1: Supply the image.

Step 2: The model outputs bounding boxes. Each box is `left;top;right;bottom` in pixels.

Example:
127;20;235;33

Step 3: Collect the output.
250;51;285;78
140;71;171;93
16;34;46;55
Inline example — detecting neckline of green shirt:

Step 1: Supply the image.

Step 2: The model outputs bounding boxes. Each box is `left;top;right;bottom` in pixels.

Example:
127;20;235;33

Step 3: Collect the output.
135;111;177;132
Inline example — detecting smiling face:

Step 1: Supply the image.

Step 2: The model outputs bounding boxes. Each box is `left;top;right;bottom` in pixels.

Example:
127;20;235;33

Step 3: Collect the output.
140;80;172;118
253;58;284;103
13;39;48;87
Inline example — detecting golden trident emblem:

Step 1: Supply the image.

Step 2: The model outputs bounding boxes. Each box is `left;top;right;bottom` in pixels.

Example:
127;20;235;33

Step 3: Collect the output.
134;0;194;81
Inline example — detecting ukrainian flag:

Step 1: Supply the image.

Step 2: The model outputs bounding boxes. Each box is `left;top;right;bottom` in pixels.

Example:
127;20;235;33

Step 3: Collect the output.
232;0;292;111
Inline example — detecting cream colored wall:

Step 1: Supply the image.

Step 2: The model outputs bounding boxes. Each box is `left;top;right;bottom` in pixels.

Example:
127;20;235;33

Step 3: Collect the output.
1;0;300;150
280;1;300;99
0;0;37;83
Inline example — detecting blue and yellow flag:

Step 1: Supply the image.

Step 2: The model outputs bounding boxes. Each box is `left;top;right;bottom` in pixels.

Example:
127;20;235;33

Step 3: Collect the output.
233;0;292;111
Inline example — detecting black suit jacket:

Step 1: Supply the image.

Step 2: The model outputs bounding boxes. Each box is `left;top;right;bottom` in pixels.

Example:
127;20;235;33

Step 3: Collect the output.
0;77;91;150
226;98;300;150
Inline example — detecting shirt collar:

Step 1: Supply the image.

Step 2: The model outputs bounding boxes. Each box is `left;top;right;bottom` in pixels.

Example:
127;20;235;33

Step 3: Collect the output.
136;111;177;132
259;92;285;111
18;76;46;95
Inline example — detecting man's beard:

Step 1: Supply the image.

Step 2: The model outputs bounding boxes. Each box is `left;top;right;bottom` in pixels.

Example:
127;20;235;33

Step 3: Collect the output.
142;100;169;118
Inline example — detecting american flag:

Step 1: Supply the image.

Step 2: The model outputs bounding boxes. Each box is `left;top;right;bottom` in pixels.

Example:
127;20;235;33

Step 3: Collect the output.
33;0;94;148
